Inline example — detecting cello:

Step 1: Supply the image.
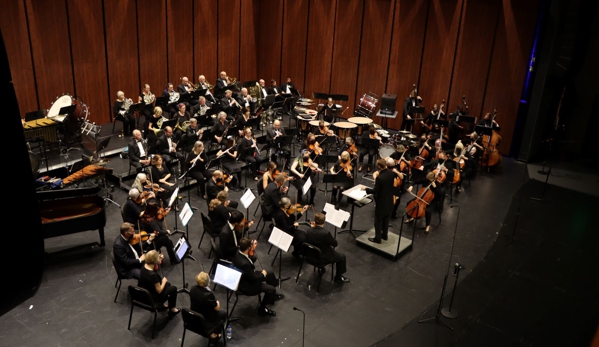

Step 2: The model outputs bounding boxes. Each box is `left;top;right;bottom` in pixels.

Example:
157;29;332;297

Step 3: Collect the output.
406;181;434;220
481;109;502;168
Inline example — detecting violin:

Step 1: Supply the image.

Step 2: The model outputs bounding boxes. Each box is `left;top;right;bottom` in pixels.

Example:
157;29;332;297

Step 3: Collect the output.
286;203;304;215
135;190;153;204
216;174;231;186
347;144;358;157
157;206;168;221
129;230;151;245
248;239;258;258
235;218;255;232
309;143;323;155
320;126;335;136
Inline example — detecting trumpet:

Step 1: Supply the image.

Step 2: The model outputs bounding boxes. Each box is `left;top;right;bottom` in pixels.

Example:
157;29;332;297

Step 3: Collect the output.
226;77;237;85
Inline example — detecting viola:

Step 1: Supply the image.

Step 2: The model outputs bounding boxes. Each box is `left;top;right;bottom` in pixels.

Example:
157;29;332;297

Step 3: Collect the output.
135;190;153;204
309;143;323;155
235;218;255;232
157;207;168;221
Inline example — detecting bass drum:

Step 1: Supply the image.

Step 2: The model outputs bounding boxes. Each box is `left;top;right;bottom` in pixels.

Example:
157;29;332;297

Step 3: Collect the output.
378;143;396;159
47;94;89;137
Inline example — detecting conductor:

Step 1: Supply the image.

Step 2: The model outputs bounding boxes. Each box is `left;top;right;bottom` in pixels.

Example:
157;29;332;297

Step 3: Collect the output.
362;159;395;243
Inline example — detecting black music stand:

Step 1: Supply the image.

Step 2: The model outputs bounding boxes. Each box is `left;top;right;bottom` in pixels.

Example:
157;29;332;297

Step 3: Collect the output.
191;88;207;100
174;235;196;295
323;173;353;201
155;96;168;109
25;110;45;122
128;103;143;128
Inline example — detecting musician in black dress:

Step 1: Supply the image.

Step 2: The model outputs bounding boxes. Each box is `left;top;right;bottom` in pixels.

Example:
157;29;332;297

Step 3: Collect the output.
260;161;278;196
358;125;380;173
113;91;136;136
318;98;337;123
211;112;229;147
150;154;177;207
237;127;265;180
138;84;155;121
421;103;445;134
189;272;226;339
186;141;210;198
172;103;191;142
330;151;354;205
234;108;253;137
208;197;230;238
290;150;319;206
138;250;180;315
146;107;164;147
217;138;242;190
405;172;444;233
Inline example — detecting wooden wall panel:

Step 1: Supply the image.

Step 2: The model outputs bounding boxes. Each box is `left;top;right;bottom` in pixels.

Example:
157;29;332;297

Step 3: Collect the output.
26;0;74;111
330;0;364;119
167;0;193;85
67;0;109;124
217;0;241;80
138;0;167;98
356;0;395;126
0;0;38;116
304;0;336;99
240;0;259;80
194;0;218;83
386;0;429;129
483;0;540;155
104;0;139;107
280;0;309;94
257;0;283;83
418;0;462;116
449;0;500;118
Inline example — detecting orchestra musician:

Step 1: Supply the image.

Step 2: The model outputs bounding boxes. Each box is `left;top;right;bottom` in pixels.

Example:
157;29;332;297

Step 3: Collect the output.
150;154;178;208
220;90;239;120
362;159;395;244
189;272;226;340
194;96;213;127
128;130;151;170
303;133;323;161
401;90;422;131
234;108;253;136
290;150;319;206
184;118;202;151
131;173;154;201
172;103;191;142
140;200;179;264
217;138;243;190
478;112;500;129
156;126;183;163
138;84;156;121
405;172;444;234
280;77;296;96
239;87;253;110
211;112;229;147
449;141;467;193
138;250;180;316
162;83;181;116
206;171;237;207
448;105;466;144
113;222;155;280
318;98;337;123
233;237;284;317
216;71;229;90
237;128;265;181
260;161;278;196
218;210;245;260
186;141;209;199
421;103;445;132
146;106;164;147
305;213;350;283
178;76;199;112
209;192;235;237
121;188;152;227
266;120;291;163
268;79;280;96
464;132;484;179
197;75;211;90
340;137;359;159
358;125;380;173
330;151;354;205
262;174;289;219
259;79;270;102
273;197;308;258
382;157;405;219
113;91;136;136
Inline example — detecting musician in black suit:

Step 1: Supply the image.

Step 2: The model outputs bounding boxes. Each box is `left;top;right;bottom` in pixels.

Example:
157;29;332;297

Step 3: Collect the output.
258;79;269;99
267;79;281;96
128;130;151;169
113;91;136;136
211;112;228;146
162;83;181;116
237;128;266;180
218;210;244;260
219;90;239;121
155;126;183;163
266;120;291;163
178;77;199;112
318;98;338;123
183;118;202;152
121;189;147;227
190;272;227;338
280;77;296;96
233;237;284;316
215;71;229;91
305;213;350;282
273;197;308;257
113;222;155;280
363;159;395;243
206;170;238;208
262;175;288;219
401;91;422;130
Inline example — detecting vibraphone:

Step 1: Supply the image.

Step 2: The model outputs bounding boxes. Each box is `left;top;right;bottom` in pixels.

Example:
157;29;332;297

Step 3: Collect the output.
23;118;59;143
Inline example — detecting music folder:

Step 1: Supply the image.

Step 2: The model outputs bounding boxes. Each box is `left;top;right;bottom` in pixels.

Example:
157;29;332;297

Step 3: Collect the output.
213;263;242;291
268;227;293;252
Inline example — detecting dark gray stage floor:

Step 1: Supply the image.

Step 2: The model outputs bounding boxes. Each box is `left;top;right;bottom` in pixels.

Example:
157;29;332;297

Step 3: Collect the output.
374;179;599;347
2;151;528;347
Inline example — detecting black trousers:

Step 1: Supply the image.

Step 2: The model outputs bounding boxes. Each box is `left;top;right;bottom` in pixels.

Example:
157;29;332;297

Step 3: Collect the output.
260;272;279;306
328;251;347;275
244;154;265;176
116;114;136;135
189;169;210;196
292;179;316;205
154;233;177;263
359;148;376;169
155;283;178;309
373;213;390;240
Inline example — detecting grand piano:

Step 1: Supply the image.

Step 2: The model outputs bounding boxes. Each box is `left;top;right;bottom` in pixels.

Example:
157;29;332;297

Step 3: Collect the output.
37;186;106;247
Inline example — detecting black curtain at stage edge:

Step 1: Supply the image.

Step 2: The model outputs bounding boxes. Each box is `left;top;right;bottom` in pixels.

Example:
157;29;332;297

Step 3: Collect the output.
0;31;44;315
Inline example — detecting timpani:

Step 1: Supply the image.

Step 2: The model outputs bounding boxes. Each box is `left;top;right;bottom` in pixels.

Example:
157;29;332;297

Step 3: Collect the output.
334;121;357;139
309;120;329;134
348;116;372;136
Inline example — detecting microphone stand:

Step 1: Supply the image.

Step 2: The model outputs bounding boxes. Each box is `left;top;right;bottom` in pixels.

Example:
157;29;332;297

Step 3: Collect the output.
418;205;460;331
293;307;305;347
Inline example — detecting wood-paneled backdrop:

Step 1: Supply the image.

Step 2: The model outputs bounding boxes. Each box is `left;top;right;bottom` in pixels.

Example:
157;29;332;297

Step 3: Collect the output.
1;0;539;154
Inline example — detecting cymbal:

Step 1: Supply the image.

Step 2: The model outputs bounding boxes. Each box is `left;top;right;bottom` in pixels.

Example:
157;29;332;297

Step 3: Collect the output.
299;98;314;102
405;134;417;139
298;102;313;106
399;130;411;135
373;123;382;129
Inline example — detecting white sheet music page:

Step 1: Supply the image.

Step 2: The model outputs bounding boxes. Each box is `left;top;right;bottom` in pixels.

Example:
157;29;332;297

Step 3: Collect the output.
302;176;312;196
240;189;256;209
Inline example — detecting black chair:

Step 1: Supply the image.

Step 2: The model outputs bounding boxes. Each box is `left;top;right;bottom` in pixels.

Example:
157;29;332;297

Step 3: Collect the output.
181;309;226;347
228;290;262;319
208;239;223;278
112;115;124;134
127;285;167;339
255;199;273;240
198;212;217;255
111;255;132;303
295;242;335;292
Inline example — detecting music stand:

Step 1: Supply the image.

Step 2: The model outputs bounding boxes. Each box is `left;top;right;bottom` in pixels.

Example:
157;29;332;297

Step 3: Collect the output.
339;184;372;237
323;172;353;200
322;203;350;239
268;226;294;288
128;103;143;128
174;235;195;294
213;261;242;325
25;110;45;122
155;96;168;109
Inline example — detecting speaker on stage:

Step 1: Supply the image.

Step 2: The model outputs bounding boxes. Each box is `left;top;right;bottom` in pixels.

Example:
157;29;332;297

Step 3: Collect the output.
380;94;397;115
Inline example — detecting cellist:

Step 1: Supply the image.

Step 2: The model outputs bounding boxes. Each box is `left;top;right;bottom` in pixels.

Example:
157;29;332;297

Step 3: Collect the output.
405;172;444;233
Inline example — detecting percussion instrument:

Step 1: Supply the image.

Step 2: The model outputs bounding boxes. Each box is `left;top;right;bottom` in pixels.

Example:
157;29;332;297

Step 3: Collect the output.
295;106;308;113
298;102;313;106
348;116;373;136
299;98;314;103
23;118;59;143
309;120;329;134
47;94;89;136
378;143;396;159
399;130;411;135
377;129;390;143
405;134;417;139
298;117;311;132
357;93;378;116
334;121;357;139
373;123;383;130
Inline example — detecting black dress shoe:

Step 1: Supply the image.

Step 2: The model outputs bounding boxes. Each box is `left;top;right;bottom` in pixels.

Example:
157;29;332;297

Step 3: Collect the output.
334;275;350;283
275;294;285;301
258;307;276;316
368;237;381;244
168;308;181;317
381;235;388;240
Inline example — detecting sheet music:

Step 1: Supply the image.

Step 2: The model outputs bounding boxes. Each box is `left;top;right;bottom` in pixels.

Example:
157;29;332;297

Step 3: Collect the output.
213;264;242;291
179;202;193;226
347;189;367;200
302;176;312;196
323;203;335;214
240;189;256;209
325;208;350;228
268;227;294;252
174;236;189;262
168;187;179;207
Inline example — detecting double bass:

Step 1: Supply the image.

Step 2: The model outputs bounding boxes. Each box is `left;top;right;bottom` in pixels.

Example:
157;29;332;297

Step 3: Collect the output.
481;109;502;168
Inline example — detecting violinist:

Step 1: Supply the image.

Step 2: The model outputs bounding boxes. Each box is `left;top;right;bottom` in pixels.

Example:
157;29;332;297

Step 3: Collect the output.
217;137;243;190
361;159;395;244
209;193;233;239
140;199;179;264
218;210;245;260
304;132;323;158
290;150;319;206
273;197;308;258
238;127;266;181
358;125;380;173
186;141;209;199
150;154;177;208
305;213;350;283
262;174;289;219
113;222;155;280
138;250;180;316
206;171;237;208
122;188;150;227
260;161;278;196
317;120;335;154
340;137;359;159
330;151;354;205
405;172;444;233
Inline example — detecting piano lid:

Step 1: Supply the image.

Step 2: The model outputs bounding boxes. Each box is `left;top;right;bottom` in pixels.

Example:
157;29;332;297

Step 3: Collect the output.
37;186;101;201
